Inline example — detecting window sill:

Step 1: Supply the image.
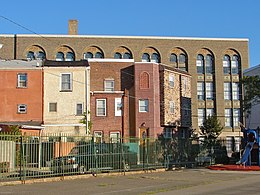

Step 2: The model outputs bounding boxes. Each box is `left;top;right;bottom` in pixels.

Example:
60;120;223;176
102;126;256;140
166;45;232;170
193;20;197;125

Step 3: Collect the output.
60;90;72;92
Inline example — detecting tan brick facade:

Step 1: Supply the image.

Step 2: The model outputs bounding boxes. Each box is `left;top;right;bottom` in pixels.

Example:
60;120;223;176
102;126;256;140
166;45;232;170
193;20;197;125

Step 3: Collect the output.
0;34;249;137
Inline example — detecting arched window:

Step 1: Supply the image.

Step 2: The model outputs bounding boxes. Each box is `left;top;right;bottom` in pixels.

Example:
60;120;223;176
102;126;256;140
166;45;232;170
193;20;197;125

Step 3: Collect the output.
66;52;75;61
27;51;35;61
123;52;132;59
179;54;186;64
151;53;160;63
84;52;93;59
206;54;213;74
196;54;204;74
114;52;122;59
231;55;239;74
56;52;64;61
170;53;177;63
142;53;150;62
95;52;103;59
223;55;231;74
36;51;46;60
140;72;149;89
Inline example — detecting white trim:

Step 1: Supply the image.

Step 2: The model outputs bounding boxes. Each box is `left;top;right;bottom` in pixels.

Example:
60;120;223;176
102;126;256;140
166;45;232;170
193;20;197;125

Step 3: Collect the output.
42;124;86;127
87;58;134;63
92;91;124;94
21;125;44;130
96;99;107;116
60;72;72;91
2;34;248;41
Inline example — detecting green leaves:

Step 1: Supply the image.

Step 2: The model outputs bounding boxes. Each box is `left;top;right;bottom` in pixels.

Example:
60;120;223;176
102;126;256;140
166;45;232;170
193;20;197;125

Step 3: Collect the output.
242;75;260;115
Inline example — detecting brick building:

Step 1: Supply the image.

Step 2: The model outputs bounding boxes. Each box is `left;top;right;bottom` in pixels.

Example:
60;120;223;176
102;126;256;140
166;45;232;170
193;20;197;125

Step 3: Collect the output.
0;20;249;138
0;60;43;134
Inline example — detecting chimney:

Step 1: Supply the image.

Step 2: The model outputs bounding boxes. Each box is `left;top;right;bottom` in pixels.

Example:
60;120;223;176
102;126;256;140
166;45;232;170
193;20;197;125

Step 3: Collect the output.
68;20;78;35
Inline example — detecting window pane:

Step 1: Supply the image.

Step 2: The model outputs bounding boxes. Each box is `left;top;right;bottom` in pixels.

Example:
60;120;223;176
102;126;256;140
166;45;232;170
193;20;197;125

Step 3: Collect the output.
206;82;213;100
198;109;205;126
114;52;122;59
123;52;132;59
170;53;177;63
95;52;103;58
56;52;64;61
179;54;186;63
142;53;150;62
231;55;239;74
84;52;93;59
139;99;148;112
151;53;160;63
49;103;57;112
104;80;114;91
233;109;240;127
18;104;27;113
115;98;122;116
170;101;174;114
225;109;232;127
96;99;106;116
196;54;204;74
66;52;75;61
232;83;239;100
197;82;204;100
37;51;46;60
27;51;35;60
169;74;174;88
224;82;231;100
17;73;27;88
223;55;230;74
110;132;120;143
206;54;213;74
61;74;72;91
76;103;83;115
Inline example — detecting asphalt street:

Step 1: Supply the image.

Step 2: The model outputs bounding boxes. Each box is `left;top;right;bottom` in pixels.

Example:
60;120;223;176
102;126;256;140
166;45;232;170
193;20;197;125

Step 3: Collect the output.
1;168;260;195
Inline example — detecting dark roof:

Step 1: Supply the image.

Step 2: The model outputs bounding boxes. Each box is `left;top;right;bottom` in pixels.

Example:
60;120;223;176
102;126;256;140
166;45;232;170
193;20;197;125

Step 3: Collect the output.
44;60;89;67
159;64;191;76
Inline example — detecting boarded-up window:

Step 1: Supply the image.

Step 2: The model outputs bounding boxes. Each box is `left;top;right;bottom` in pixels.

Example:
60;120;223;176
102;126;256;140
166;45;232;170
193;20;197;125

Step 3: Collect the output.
140;72;149;89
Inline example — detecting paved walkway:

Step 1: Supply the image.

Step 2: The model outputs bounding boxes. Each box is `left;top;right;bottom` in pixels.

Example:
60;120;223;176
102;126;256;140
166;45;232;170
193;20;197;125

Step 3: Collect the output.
1;168;260;194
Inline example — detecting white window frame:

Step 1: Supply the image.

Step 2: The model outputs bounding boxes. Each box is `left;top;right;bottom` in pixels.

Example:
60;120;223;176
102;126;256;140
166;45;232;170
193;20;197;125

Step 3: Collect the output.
76;103;83;115
224;82;231;100
139;99;149;112
233;109;240;127
206;108;214;117
94;131;103;143
104;79;115;92
169;74;174;88
18;104;27;114
232;83;239;100
61;73;72;91
206;82;213;100
170;101;174;114
198;108;205;126
96;99;106;116
110;131;120;143
49;102;57;112
197;82;204;100
115;98;122;116
17;73;27;88
225;109;232;127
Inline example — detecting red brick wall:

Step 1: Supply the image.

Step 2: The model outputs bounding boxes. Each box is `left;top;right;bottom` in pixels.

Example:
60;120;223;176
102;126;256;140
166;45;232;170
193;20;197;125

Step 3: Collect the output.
134;63;163;138
0;69;43;123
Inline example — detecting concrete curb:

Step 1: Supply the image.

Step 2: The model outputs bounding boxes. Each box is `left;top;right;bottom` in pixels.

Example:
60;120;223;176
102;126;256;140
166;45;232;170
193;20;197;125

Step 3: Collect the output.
0;168;167;186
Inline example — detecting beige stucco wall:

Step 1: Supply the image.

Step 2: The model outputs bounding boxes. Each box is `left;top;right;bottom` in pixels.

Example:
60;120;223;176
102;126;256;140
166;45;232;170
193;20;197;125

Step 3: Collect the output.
43;66;89;135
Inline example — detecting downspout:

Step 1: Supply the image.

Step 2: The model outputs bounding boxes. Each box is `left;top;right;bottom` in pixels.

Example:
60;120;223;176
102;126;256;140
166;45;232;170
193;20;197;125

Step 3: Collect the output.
14;34;17;59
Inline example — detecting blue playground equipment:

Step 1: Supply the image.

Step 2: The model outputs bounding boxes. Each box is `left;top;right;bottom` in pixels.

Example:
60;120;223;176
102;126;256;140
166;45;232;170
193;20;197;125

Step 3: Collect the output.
238;128;260;166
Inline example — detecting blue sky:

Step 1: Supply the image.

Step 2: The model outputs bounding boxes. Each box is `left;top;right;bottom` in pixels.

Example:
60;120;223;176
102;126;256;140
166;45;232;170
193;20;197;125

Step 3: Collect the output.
0;0;259;67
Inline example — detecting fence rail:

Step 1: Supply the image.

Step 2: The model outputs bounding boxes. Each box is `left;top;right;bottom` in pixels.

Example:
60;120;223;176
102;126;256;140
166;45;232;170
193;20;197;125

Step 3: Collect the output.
0;133;240;183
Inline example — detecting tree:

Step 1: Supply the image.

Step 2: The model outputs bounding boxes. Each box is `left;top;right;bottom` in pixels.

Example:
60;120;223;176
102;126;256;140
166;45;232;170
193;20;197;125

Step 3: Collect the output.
242;75;260;116
200;115;223;149
79;111;92;134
